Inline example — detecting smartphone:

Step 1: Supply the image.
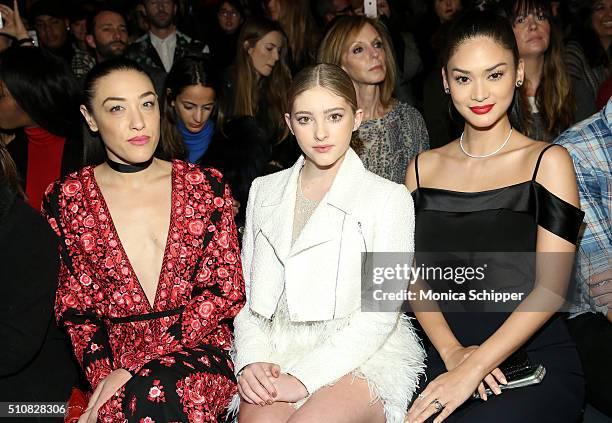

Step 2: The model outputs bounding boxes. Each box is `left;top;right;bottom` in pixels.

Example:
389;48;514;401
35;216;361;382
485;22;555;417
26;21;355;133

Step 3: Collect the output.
27;30;39;46
472;364;546;399
364;0;377;18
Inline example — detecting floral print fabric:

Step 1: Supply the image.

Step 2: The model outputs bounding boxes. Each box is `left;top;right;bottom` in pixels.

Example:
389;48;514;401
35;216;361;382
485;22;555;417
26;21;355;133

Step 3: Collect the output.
42;161;245;422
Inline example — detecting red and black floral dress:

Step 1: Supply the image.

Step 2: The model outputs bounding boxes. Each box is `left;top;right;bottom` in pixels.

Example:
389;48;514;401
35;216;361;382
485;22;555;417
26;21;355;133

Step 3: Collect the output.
42;161;245;423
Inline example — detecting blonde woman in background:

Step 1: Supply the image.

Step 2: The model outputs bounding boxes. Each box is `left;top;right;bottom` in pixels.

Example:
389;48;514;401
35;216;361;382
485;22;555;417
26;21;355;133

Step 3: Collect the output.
318;16;429;184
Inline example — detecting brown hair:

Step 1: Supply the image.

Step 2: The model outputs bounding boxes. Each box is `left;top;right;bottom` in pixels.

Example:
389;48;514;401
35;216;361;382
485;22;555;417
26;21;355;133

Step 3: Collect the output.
226;17;291;143
273;0;318;70
317;16;397;109
442;10;533;137
287;63;361;152
0;139;24;199
506;0;574;139
161;55;219;161
82;58;182;164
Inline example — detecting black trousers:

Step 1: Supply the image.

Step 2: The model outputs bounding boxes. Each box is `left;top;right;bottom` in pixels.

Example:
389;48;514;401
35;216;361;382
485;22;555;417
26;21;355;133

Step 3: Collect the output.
566;312;612;418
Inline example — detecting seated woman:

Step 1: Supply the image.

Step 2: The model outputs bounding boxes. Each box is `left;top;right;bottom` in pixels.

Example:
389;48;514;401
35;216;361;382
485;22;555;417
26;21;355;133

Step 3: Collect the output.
405;11;585;423
318;16;429;184
209;0;245;71
564;0;611;121
232;63;425;423
0;46;83;210
0;142;79;409
220;17;299;172
265;0;319;72
503;0;574;141
42;58;245;422
162;55;219;164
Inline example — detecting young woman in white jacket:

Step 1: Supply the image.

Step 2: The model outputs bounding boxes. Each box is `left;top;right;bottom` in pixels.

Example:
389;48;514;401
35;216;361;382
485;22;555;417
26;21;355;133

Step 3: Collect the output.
231;63;425;423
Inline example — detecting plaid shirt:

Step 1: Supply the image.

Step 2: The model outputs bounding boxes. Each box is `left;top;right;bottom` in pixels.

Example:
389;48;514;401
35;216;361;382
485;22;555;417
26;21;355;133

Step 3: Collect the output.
70;48;96;80
554;99;612;317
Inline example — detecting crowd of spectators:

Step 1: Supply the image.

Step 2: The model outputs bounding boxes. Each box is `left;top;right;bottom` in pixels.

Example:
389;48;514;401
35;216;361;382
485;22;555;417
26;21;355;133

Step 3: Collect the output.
0;0;609;421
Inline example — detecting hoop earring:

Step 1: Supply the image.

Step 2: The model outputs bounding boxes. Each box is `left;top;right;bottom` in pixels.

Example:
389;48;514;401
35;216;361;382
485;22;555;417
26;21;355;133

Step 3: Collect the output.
516;80;523;88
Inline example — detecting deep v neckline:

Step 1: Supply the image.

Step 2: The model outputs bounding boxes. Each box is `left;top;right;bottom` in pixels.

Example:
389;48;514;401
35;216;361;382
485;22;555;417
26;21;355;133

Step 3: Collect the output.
91;163;176;313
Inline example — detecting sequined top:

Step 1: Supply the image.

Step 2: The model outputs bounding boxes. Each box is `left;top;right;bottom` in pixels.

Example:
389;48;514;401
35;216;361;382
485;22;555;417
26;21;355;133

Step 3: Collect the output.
292;175;320;244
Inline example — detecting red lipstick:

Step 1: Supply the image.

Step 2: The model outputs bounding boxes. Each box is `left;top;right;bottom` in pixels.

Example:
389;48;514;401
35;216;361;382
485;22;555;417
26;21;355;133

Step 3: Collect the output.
469;104;494;115
128;135;150;145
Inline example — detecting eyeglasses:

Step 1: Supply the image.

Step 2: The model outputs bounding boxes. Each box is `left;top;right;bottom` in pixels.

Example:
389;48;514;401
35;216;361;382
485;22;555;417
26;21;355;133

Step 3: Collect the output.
218;10;239;18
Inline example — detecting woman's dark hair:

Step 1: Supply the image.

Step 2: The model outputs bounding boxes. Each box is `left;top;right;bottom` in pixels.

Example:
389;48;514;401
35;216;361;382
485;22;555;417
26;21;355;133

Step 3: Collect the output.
0;47;82;139
501;0;574;139
82;57;181;165
442;10;520;68
162;55;220;160
568;0;610;69
217;0;245;18
442;10;531;135
224;17;291;143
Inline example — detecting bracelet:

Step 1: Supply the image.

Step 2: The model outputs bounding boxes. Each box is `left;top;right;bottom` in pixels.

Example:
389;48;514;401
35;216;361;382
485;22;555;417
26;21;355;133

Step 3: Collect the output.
16;37;35;46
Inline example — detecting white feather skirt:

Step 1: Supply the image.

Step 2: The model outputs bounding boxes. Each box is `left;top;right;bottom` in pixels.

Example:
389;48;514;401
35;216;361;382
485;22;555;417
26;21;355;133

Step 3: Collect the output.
229;292;425;422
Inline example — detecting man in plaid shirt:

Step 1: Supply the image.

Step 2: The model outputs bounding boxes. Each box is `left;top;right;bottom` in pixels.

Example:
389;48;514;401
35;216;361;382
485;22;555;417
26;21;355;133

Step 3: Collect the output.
554;98;611;418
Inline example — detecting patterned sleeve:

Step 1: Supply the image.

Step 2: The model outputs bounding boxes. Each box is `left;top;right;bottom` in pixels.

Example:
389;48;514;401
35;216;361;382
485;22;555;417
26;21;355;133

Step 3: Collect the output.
404;103;430;154
414;106;430;153
41;181;115;391
179;170;246;350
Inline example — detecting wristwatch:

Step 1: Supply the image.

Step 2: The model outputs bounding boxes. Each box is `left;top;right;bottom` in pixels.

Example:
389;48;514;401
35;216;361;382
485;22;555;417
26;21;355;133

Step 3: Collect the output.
16;37;35;46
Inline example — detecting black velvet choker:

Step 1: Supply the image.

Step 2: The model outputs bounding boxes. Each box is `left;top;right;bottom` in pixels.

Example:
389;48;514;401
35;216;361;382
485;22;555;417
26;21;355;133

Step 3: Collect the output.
106;157;154;173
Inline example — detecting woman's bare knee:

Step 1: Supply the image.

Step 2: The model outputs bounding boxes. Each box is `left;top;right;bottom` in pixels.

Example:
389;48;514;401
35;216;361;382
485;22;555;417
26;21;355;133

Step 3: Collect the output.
238;399;295;423
287;375;385;423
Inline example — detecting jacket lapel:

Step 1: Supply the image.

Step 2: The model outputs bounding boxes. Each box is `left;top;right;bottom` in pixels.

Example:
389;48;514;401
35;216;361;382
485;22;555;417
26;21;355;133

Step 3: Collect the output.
259;157;303;265
259;149;367;264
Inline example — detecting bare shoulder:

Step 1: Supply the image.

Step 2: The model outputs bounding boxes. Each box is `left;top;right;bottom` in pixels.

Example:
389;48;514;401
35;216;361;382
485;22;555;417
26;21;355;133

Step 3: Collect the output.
405;144;454;191
532;143;579;207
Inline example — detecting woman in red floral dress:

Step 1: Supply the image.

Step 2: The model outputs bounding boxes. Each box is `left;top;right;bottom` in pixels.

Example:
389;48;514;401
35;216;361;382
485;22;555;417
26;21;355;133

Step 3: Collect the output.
41;58;245;423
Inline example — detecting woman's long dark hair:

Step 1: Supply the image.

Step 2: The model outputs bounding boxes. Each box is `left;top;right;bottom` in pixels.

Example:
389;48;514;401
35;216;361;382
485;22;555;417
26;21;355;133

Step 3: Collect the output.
223;17;291;143
162;55;220;161
441;10;531;135
0;47;82;139
82;58;182;165
502;0;574;139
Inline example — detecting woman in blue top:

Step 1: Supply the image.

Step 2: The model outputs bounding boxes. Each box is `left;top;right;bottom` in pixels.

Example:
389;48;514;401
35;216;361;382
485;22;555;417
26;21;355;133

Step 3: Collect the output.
162;55;218;163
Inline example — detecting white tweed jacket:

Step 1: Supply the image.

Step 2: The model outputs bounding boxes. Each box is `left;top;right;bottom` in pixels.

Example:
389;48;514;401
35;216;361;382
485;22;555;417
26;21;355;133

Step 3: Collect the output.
233;148;418;391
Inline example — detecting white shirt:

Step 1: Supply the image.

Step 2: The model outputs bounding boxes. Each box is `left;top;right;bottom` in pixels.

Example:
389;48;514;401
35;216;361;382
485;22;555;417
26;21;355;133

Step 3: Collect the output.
150;31;177;72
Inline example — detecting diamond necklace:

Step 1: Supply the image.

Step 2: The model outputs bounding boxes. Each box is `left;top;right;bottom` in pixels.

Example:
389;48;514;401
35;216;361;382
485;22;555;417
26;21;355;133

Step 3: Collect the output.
459;127;513;158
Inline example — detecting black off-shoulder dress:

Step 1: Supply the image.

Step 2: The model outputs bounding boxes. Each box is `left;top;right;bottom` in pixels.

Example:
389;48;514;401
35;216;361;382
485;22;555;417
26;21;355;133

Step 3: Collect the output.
412;144;586;422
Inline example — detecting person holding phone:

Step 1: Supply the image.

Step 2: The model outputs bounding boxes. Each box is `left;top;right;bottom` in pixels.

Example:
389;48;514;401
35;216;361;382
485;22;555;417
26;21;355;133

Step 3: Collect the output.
405;11;585;423
0;0;34;50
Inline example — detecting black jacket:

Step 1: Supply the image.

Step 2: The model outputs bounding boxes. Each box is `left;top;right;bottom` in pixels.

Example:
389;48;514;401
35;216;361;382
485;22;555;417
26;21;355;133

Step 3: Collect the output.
0;186;80;406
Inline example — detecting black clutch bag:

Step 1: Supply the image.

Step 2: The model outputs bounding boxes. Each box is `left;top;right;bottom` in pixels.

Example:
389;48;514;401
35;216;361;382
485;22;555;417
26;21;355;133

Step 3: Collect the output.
471;349;546;399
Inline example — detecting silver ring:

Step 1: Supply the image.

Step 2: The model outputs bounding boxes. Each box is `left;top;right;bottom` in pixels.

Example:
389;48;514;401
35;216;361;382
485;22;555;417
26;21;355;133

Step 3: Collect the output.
431;399;444;412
